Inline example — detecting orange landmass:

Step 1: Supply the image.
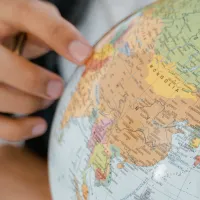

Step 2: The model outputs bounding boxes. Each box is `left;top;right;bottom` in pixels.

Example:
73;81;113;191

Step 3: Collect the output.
84;43;115;76
82;184;89;200
84;57;110;75
117;163;124;169
61;10;198;169
61;73;96;129
74;178;82;200
61;10;162;129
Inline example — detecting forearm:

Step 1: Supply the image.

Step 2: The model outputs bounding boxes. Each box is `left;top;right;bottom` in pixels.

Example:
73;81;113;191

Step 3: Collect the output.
0;145;51;200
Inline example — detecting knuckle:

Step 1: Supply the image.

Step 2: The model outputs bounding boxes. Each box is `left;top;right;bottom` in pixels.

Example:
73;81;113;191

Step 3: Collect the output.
25;69;39;90
15;1;33;20
24;66;48;97
48;22;65;39
21;100;42;115
7;126;22;142
0;117;25;142
15;1;60;22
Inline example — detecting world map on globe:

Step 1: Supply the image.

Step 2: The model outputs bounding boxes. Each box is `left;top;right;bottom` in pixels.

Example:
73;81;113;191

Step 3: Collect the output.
49;0;200;199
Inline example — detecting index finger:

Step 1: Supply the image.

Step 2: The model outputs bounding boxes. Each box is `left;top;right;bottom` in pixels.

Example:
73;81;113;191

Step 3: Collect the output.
0;0;93;65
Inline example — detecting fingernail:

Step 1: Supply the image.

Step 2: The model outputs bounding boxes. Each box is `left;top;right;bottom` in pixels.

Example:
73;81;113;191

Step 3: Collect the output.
32;123;47;136
68;41;92;63
47;80;63;99
43;100;55;109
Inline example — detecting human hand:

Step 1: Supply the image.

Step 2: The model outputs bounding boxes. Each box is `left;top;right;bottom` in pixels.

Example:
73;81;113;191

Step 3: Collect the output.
0;0;92;141
0;145;51;200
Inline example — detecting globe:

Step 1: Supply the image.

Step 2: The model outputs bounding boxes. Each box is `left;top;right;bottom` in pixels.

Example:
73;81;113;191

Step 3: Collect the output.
48;0;200;199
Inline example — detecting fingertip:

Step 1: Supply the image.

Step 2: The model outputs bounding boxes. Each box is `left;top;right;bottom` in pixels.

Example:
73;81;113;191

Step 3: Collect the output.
68;40;93;65
32;122;47;136
21;117;48;139
46;79;64;99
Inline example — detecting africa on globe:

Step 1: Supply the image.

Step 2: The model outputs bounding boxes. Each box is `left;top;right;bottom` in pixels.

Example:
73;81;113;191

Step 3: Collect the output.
49;0;200;199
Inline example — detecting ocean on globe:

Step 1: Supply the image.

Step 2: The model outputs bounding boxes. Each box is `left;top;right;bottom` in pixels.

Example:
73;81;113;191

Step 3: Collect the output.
48;0;200;199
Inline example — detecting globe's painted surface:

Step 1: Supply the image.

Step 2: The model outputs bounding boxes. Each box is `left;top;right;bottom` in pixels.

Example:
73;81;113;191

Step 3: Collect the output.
49;0;200;199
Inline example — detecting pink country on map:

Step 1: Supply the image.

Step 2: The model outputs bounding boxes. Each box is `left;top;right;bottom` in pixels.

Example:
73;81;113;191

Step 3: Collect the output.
88;119;113;150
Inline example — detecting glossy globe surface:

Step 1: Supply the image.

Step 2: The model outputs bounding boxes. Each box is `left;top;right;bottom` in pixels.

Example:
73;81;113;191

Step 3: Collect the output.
49;0;200;199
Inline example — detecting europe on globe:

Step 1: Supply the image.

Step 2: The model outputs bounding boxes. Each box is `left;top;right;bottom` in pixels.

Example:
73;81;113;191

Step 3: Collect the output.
49;0;200;199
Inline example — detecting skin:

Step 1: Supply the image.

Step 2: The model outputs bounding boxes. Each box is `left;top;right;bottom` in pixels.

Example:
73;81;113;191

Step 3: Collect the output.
0;0;93;198
0;145;51;200
0;0;93;141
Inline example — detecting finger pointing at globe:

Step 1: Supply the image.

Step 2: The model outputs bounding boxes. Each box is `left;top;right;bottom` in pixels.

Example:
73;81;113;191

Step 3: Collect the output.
0;0;92;141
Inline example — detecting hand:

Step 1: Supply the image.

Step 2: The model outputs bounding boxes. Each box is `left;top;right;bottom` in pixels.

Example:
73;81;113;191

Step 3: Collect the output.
0;145;51;200
0;0;92;141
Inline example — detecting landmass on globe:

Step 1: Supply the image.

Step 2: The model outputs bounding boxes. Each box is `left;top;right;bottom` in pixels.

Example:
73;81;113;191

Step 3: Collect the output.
49;0;200;199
